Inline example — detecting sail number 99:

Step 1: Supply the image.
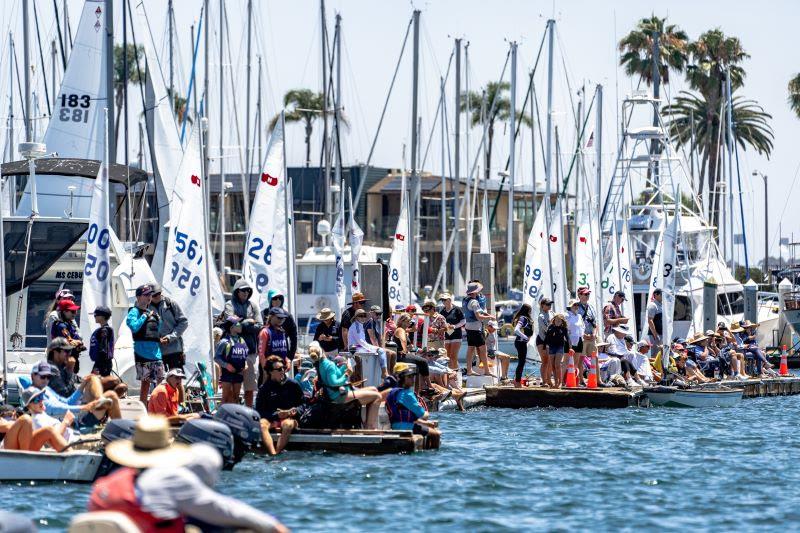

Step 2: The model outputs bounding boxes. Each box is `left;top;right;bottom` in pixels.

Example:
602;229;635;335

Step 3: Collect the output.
59;93;91;123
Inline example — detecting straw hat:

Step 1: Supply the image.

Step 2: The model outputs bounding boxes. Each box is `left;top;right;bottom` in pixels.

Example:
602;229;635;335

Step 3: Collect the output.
567;298;580;308
740;319;759;329
686;332;708;345
729;323;745;333
316;308;335;321
612;325;630;335
438;292;453;301
104;415;192;469
349;292;369;305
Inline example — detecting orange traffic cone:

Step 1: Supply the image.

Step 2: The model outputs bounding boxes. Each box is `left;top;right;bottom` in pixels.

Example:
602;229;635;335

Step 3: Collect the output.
586;352;598;389
565;350;578;388
780;345;790;376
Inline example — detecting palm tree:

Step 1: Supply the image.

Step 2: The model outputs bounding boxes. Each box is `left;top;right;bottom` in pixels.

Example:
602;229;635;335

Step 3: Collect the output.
664;29;771;230
461;81;531;181
166;89;191;126
789;73;800;118
113;43;146;142
618;15;689;87
270;89;325;167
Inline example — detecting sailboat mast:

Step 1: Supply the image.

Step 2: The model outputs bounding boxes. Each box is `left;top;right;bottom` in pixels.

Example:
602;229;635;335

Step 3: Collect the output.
203;0;210;178
123;0;129;165
508;41;517;294
440;76;447;290
320;0;331;227
7;33;14;161
22;0;32;141
595;84;603;216
725;68;735;272
199;119;216;373
168;0;174;99
244;0;252;186
105;0;115;162
334;14;342;188
453;38;462;293
409;9;420;294
257;57;263;167
218;0;226;276
464;44;472;283
544;19;555;200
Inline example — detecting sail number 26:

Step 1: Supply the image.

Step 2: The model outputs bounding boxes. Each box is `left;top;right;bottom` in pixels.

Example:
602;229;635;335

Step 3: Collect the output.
59;93;91;123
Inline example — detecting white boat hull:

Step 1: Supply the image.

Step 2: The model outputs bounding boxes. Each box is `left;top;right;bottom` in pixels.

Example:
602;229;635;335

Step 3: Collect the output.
0;449;103;482
646;388;743;408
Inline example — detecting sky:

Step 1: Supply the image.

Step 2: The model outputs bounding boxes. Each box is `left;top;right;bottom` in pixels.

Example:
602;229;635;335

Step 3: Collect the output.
1;0;798;268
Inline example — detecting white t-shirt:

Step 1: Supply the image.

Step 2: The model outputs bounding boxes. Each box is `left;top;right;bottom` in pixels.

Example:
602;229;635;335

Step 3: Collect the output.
605;333;629;358
32;411;76;444
348;321;367;349
566;311;584;346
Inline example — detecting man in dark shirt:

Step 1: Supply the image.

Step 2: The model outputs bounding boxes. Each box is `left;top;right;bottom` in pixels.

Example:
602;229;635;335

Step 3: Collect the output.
266;290;298;362
47;337;80;398
313;308;344;356
256;356;305;455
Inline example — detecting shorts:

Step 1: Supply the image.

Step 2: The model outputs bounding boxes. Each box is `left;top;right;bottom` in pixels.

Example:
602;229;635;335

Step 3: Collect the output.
243;353;259;392
220;369;244;384
535;337;546;348
428;340;444;351
582;337;596;356
92;359;113;377
487;350;497;358
444;329;463;342
135;360;165;383
75;410;102;430
466;329;485;347
412;423;430;436
572;339;584;353
162;352;186;372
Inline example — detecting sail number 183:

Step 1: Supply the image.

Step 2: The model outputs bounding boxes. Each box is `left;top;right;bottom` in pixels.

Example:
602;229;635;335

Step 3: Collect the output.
59;93;91;123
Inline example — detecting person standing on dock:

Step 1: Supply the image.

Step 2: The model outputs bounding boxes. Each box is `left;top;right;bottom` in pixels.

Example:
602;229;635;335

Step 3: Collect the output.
566;300;586;385
223;280;264;408
646;289;663;356
267;290;298;363
512;304;534;387
258;308;291;380
50;299;86;374
88;306;114;377
438;293;465;371
536;299;554;387
602;291;630;337
127;285;164;405
463;282;494;377
44;288;76;343
216;318;250;404
576;287;598;356
149;285;189;404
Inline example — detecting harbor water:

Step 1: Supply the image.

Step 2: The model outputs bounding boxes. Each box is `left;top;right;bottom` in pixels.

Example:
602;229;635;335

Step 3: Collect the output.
3;393;799;531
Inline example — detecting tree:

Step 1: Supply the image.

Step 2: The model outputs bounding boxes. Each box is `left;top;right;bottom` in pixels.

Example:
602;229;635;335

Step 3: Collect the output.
113;43;146;143
789;73;800;118
618;15;688;87
664;29;773;231
270;89;324;167
461;81;531;181
167;89;191;126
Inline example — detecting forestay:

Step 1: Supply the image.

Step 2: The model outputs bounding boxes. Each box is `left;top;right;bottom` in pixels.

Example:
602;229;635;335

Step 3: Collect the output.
17;0;107;218
348;188;364;295
242;116;288;311
387;172;411;309
161;126;214;368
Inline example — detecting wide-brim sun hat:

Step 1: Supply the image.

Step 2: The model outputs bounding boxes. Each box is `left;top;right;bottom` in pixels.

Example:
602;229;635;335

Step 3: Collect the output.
612;325;629;335
316;308;335;321
104;415;193;469
686;333;707;345
466;282;483;295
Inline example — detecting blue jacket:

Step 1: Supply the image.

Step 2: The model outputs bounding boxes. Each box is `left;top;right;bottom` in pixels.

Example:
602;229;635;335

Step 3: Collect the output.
317;357;349;401
126;307;161;361
386;387;425;430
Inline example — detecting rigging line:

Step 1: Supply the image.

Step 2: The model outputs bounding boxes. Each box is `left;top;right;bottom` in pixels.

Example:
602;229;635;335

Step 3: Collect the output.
555;26;579;147
12;41;25;128
32;1;51;115
340;32;369;157
419;49;455;171
351;15;414;212
179;3;204;144
559;91;597;195
52;0;66;69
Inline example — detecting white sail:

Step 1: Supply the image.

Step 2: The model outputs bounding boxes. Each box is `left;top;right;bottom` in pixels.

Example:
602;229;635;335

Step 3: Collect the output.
522;201;550;307
650;207;679;364
388;173;411;308
78;112;111;340
17;0;107;217
242;116;288;311
161;125;214;368
134;1;185;280
617;216;636;335
348;188;364;295
479;190;491;254
575;200;604;332
331;184;346;313
549;198;568;311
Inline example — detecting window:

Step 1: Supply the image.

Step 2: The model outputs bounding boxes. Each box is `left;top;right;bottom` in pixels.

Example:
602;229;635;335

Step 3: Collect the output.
673;295;693;322
718;292;744;315
298;266;314;295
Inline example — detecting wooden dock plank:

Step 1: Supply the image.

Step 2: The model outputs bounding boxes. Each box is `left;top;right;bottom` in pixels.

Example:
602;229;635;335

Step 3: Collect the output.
485;386;645;409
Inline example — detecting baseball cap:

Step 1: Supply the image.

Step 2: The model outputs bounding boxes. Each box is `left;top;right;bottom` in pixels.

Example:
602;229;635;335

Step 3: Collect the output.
47;337;73;353
21;386;46;407
136;284;154;297
55;288;75;300
268;307;288;319
165;368;186;380
31;360;53;376
92;305;112;318
57;299;80;312
577;287;591;295
540;297;553;305
150;283;163;295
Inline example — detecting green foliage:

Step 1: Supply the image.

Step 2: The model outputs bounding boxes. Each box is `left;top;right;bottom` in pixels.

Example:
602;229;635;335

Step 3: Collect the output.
789;73;800;119
618;15;688;86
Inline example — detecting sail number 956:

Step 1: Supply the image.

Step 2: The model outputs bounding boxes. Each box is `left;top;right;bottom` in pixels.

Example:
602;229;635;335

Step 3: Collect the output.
59;93;91;123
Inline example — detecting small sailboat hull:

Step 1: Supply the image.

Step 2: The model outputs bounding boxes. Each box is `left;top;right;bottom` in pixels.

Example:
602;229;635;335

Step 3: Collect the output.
645;386;742;408
0;449;103;482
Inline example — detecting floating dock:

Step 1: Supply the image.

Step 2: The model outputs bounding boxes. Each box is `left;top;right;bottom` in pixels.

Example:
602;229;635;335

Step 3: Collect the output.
485;376;800;409
265;428;429;454
485;386;647;409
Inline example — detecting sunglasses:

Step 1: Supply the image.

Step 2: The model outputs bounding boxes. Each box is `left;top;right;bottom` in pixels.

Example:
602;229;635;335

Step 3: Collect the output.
271;366;286;372
35;374;51;380
29;397;44;405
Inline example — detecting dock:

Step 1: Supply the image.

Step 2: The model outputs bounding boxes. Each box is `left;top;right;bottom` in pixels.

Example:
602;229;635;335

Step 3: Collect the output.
485;376;800;409
485;386;647;409
265;428;428;454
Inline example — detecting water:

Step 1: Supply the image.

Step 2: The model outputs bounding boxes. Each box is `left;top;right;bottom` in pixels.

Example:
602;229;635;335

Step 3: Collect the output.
3;394;800;531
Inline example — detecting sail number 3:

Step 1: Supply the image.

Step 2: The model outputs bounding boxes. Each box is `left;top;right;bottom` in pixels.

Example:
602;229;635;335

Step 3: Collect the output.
59;93;91;123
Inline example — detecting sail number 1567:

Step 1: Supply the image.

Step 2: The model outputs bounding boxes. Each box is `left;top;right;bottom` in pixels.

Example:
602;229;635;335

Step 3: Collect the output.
59;93;91;123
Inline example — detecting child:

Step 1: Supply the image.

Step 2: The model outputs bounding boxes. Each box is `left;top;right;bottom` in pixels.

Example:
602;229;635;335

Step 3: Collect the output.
214;317;249;404
545;313;570;388
89;306;115;377
485;321;511;381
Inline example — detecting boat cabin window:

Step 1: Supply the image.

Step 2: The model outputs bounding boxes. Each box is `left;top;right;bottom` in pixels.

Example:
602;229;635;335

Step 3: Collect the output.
718;292;744;315
25;282;83;348
300;265;355;295
298;266;314;295
673;295;693;322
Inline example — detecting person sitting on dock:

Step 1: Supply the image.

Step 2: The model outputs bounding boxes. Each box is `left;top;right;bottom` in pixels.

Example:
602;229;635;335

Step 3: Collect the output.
705;330;733;378
148;369;199;425
602;291;630;337
38;346;122;427
223;280;264;408
314;308;344;357
0;400;71;452
731;321;775;377
391;313;434;395
256;355;306;455
674;346;714;383
627;340;655;384
216;317;250;404
686;333;720;378
310;343;382;429
341;292;370;349
717;323;751;379
604;325;641;387
463;281;494;377
385;363;441;449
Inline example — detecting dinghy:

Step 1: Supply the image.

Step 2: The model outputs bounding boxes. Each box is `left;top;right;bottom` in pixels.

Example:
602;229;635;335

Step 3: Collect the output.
0;448;103;483
644;386;743;408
